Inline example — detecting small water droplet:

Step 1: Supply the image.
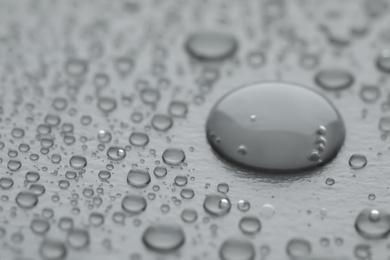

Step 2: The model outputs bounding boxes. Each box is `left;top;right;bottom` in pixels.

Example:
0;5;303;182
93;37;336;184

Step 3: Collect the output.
349;154;367;169
185;31;238;61
315;69;354;90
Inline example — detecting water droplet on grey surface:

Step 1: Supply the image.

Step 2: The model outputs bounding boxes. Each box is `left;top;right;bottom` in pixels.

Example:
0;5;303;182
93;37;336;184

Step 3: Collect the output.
355;208;390;238
97;130;112;143
219;238;255;260
286;238;311;258
185;31;238;61
360;86;380;103
376;49;390;73
354;244;371;260
64;58;88;77
107;146;126;160
69;155;87;169
29;184;46;196
217;182;229;193
67;229;90;249
0;177;14;189
97;97;117;113
129;132;149;146
314;69;354;90
31;219;50;235
121;194;147;214
239;216;261;234
181;209;198;223
206;82;345;171
153;166;168;178
39;240;67;260
237;200;250;212
180;188;195;199
127;168;151;187
379;116;390;133
349;154;367;169
16;191;38;209
247;51;266;68
169;101;188;117
162;148;185;165
174;175;188;186
140;88;160;105
204;194;231;216
7;159;22;171
325;177;335;185
25;171;40;182
151;114;173;131
142;224;185;252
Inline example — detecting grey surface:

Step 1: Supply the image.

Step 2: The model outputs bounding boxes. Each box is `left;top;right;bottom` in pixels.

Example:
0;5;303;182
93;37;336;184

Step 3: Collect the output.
0;0;389;259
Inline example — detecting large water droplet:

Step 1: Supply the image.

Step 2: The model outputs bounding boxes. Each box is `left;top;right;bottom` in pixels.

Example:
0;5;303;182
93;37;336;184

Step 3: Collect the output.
142;224;185;252
355;208;390;238
185;31;238;61
206;82;345;171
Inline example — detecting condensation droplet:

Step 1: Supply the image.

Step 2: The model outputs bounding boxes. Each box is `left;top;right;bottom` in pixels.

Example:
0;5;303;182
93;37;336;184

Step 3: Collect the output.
315;69;354;90
206;82;345;171
185;31;238;61
142;224;185;252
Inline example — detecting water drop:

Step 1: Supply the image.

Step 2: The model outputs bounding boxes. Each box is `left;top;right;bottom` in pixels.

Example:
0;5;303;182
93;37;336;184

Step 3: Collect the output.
107;146;126;160
239;216;261;234
67;229;90;249
360;86;380;103
127;168;151;187
121;195;147;214
206;82;345;171
219;238;255;260
16;191;38;209
185;31;238;61
315;69;354;90
162;148;185;165
142;224;185;252
349;154;367;169
151;114;173;131
69;155;87;169
39;240;67;260
355;208;390;238
204;194;231;216
325;177;335;185
153;166;168;178
181;209;197;223
286;238;311;258
129;132;149;146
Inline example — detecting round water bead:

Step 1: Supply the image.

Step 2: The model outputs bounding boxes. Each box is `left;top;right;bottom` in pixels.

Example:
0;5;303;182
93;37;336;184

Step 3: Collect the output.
142;224;185;252
355;208;390;239
206;82;345;171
